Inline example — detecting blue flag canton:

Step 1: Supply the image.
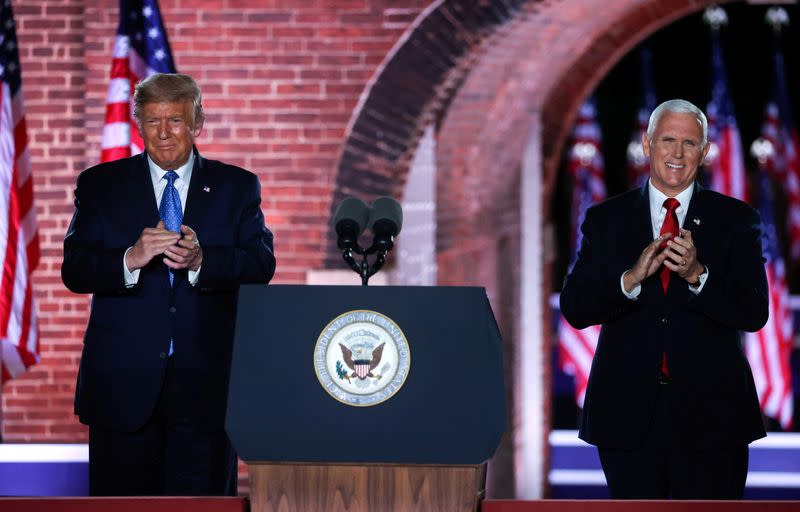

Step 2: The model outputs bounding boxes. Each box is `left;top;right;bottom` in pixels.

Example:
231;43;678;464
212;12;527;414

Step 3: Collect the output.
0;1;22;94
757;173;782;266
771;35;796;135
708;34;736;127
120;0;176;74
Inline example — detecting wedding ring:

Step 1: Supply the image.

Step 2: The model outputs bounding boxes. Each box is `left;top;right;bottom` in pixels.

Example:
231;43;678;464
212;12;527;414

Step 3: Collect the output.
681;259;687;266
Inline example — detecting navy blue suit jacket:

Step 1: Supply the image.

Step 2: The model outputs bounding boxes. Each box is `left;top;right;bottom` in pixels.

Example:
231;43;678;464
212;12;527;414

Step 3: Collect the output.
560;183;767;450
62;150;275;433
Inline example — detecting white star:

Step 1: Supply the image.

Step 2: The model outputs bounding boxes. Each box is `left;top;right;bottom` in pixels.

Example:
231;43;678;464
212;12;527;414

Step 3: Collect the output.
148;27;159;39
143;5;153;17
155;48;166;60
0;64;4;77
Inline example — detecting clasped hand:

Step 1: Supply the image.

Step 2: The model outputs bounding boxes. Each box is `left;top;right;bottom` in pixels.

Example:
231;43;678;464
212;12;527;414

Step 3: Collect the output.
125;220;203;272
623;229;703;292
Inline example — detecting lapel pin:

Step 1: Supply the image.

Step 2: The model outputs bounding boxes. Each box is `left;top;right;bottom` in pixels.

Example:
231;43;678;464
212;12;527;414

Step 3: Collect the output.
203;186;210;193
693;218;700;226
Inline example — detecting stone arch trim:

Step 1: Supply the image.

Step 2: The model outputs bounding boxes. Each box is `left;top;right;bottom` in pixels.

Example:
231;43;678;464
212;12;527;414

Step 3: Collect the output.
324;0;531;266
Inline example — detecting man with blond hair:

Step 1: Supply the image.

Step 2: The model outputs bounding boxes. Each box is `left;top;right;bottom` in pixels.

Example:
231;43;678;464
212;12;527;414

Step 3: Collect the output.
63;73;275;495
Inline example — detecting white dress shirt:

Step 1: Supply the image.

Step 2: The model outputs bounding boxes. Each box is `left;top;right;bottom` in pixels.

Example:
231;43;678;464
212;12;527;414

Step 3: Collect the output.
621;179;708;299
123;152;201;286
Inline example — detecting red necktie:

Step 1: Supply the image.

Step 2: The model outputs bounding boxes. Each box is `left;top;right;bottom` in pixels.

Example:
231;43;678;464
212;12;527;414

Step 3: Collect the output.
659;198;680;292
658;198;679;379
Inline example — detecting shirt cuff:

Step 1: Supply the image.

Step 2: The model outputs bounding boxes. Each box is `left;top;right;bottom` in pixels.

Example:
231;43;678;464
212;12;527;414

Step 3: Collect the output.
188;266;201;286
123;247;140;288
621;271;641;300
688;266;709;294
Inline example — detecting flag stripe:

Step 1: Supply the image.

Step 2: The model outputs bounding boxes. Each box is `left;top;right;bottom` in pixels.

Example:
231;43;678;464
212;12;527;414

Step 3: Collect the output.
0;3;40;383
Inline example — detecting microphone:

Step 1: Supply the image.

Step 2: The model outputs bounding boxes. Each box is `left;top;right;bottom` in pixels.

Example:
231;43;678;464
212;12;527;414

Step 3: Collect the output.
333;197;369;250
367;197;403;252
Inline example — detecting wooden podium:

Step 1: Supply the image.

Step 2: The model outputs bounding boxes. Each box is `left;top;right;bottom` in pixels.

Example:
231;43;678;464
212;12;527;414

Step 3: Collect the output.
226;285;505;512
249;463;486;512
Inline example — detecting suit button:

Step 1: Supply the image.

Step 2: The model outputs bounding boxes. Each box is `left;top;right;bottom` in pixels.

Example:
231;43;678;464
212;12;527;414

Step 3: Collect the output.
169;306;176;313
160;352;167;359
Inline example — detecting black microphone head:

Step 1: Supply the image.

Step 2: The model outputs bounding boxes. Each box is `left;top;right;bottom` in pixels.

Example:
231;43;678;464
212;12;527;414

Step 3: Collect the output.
368;196;402;237
333;197;369;237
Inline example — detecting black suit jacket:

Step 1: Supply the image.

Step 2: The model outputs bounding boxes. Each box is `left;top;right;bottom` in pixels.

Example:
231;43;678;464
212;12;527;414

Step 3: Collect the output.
62;150;275;433
560;183;767;450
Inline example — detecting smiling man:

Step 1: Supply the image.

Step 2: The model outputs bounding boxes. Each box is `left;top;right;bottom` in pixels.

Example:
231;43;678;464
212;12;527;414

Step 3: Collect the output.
560;99;768;499
62;73;276;496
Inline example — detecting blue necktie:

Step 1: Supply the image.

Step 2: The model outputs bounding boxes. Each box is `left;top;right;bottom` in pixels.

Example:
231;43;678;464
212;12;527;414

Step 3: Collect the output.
159;170;182;356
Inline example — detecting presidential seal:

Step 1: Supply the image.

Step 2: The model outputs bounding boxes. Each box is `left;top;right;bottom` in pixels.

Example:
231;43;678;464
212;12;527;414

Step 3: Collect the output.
314;309;410;407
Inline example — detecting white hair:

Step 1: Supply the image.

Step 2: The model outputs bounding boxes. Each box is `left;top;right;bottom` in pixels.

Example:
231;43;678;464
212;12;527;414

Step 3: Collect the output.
646;99;708;147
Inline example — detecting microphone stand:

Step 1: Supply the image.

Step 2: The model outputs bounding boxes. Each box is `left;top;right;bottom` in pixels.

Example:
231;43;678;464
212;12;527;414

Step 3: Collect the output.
339;238;393;286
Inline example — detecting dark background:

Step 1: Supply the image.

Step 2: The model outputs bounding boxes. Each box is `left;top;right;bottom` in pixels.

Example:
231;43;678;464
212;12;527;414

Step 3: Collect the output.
552;3;800;431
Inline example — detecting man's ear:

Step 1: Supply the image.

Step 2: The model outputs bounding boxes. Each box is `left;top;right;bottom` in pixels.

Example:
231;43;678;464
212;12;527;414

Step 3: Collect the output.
641;131;651;158
192;118;204;138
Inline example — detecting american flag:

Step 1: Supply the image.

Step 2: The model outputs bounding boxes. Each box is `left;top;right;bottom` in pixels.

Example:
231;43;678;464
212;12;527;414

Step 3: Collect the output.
101;0;176;162
761;28;800;262
0;2;40;383
559;99;606;407
705;30;748;202
626;46;656;189
746;154;794;430
744;20;797;431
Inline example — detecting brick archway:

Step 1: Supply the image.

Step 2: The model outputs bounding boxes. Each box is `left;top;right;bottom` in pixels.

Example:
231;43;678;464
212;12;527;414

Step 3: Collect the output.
329;0;730;497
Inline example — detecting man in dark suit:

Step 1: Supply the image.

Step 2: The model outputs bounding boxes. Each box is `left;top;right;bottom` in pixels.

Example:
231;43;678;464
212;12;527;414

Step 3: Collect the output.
62;73;275;496
560;99;768;499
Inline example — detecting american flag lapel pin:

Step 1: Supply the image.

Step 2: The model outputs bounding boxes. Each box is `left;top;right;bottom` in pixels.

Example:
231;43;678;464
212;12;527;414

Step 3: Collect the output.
693;218;700;226
203;186;210;193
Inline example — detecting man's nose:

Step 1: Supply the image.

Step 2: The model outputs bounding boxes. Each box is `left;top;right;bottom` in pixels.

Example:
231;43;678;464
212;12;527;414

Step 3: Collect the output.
158;121;169;138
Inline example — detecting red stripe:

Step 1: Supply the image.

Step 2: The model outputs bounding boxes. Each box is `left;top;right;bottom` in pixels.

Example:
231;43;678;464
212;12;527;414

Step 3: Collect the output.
0;149;21;338
719;132;732;197
1;363;11;384
110;57;131;80
101;146;131;163
16;281;36;367
27;231;40;272
14;116;28;157
104;101;130;124
16;173;33;220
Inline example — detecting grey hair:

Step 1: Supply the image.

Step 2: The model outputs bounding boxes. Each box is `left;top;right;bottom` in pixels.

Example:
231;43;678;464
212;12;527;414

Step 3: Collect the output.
132;73;205;125
646;99;708;147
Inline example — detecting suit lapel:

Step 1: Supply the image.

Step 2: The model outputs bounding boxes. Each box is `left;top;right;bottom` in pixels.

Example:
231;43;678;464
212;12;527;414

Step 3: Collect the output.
129;152;160;228
683;182;705;238
633;184;653;250
663;181;705;298
182;149;211;229
175;149;212;287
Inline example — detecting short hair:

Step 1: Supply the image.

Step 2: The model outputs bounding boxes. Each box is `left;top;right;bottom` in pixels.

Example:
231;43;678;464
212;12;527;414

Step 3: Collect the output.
133;73;205;125
646;99;708;147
